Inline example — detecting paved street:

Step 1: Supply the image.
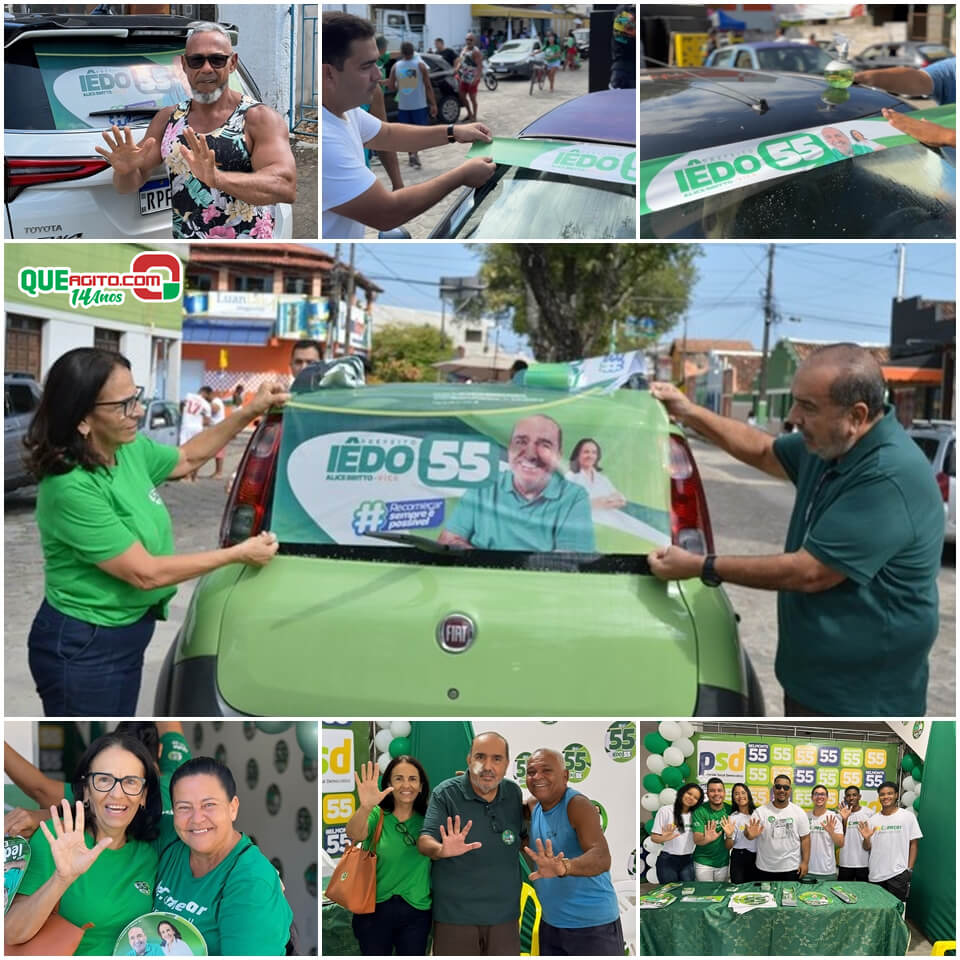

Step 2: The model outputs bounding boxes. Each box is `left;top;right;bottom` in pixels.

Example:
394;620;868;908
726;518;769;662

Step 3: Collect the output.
362;63;590;238
292;139;318;239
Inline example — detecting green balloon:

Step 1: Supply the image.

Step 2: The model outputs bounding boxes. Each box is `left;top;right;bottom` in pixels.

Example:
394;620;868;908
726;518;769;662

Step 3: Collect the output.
679;763;691;779
644;732;670;754
911;764;922;783
255;721;292;734
389;736;411;758
295;722;318;760
643;773;665;792
912;794;920;811
645;818;655;834
901;754;914;773
662;766;684;788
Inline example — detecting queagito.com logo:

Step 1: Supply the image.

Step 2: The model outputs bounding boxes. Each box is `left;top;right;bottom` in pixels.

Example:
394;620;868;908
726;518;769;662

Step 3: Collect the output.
17;252;182;309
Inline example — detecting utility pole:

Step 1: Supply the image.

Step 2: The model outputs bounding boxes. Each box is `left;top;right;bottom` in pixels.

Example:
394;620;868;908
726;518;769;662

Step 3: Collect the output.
328;243;342;361
896;243;906;301
344;243;357;355
757;243;775;425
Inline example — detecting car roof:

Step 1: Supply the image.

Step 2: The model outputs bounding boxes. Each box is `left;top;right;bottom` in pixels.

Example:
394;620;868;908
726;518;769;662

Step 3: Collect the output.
4;14;237;44
639;67;905;160
519;89;636;146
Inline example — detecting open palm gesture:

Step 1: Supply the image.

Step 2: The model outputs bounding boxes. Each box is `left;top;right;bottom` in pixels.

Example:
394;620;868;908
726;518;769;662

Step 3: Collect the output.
180;126;220;189
838;802;851;823
703;819;720;842
523;837;566;879
822;814;839;834
439;815;482;858
858;820;876;841
354;762;393;809
39;800;113;884
745;818;765;840
719;816;735;838
94;124;157;175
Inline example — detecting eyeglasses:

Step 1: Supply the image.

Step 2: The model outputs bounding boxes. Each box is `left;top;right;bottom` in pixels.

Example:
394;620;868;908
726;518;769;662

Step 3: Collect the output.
94;386;144;418
394;821;416;847
87;772;147;796
184;53;231;69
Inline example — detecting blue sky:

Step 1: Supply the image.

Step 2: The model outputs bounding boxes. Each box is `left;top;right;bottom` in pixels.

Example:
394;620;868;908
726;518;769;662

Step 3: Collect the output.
308;243;956;354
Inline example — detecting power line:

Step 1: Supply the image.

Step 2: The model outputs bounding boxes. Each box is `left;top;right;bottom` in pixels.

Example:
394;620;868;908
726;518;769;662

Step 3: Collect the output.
780;246;955;279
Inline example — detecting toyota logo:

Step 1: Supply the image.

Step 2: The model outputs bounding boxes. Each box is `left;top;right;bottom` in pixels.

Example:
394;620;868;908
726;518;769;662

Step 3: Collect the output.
437;614;476;653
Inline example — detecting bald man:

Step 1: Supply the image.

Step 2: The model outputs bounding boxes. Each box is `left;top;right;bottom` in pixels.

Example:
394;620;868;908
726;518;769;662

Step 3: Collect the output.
524;749;623;955
648;343;943;716
438;414;595;552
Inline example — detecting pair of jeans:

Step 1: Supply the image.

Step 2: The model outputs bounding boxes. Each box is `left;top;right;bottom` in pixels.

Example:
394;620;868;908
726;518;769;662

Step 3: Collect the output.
28;599;156;716
730;848;759;883
656;850;695;883
539;917;624;956
351;895;431;956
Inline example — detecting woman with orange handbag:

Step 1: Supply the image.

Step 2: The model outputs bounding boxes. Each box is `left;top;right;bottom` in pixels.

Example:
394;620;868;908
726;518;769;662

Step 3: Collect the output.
345;757;432;955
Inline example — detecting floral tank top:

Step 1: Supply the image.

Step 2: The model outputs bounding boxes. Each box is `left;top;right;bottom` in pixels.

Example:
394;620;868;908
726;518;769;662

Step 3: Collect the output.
161;95;276;239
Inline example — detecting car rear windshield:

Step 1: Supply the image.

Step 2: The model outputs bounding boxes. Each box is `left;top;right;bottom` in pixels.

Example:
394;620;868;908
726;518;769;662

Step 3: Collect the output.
754;47;832;73
449;166;635;238
918;45;952;61
911;435;941;463
5;35;190;130
641;141;955;239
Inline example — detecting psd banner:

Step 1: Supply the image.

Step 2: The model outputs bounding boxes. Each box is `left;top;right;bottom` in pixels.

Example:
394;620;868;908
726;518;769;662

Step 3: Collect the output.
497;719;637;883
692;732;899;810
321;722;368;872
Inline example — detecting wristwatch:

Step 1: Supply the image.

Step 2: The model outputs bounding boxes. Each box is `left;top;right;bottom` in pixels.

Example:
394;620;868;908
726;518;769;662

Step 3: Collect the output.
701;554;722;587
446;124;456;143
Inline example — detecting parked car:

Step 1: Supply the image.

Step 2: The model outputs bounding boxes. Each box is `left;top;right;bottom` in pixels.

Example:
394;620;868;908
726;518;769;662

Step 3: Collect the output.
382;51;461;125
907;419;955;545
4;13;293;240
154;359;764;718
704;41;834;75
429;89;635;239
488;38;542;78
139;397;180;446
854;41;953;71
639;67;956;239
572;27;590;59
4;372;41;492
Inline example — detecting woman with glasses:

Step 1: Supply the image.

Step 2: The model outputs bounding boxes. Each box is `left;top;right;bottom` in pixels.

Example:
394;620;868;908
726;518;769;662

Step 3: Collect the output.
346;756;432;955
23;347;290;716
154;757;292;955
5;733;161;956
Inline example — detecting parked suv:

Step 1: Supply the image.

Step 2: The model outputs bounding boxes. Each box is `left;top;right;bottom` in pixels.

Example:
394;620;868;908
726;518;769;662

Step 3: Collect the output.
155;359;763;717
4;372;41;492
908;419;956;545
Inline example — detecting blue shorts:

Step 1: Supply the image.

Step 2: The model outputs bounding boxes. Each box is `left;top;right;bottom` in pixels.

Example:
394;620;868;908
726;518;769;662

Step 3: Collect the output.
397;106;429;125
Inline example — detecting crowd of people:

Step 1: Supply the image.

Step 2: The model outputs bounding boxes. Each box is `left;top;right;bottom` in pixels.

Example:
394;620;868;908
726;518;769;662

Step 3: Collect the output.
648;775;921;902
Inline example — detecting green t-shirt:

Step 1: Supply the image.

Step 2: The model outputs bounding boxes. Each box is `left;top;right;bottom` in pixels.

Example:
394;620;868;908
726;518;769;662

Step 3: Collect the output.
773;406;943;714
17;824;158;956
365;807;431;910
154;835;293;956
445;469;595;552
691;802;733;866
36;433;180;626
544;43;562;61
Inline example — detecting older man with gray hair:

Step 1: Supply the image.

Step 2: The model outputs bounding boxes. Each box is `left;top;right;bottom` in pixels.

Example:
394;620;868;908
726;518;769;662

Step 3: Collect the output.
648;343;944;717
95;21;296;238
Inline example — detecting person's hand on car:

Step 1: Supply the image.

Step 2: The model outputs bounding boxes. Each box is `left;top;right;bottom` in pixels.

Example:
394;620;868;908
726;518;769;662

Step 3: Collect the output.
881;107;956;148
648;544;705;582
454;123;493;143
235;531;279;567
649;382;695;422
94;124;158;175
458;157;497;188
248;381;292;417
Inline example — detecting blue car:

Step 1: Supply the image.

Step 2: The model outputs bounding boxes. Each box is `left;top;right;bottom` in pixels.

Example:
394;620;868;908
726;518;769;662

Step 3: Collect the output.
705;42;834;75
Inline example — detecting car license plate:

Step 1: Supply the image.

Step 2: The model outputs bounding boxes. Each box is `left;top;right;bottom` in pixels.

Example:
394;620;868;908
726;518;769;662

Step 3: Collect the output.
494;66;509;73
139;178;171;216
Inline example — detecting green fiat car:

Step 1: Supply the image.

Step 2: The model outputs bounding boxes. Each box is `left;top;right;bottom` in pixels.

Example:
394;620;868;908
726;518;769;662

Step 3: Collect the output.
155;356;763;716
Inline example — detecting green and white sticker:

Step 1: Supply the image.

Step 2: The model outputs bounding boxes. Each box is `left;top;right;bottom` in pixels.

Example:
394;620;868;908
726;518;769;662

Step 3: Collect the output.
469;137;636;186
640;104;955;214
4;836;31;914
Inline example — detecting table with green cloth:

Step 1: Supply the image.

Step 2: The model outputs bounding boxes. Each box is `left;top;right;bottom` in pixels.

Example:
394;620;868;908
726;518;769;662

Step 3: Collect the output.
637;881;909;956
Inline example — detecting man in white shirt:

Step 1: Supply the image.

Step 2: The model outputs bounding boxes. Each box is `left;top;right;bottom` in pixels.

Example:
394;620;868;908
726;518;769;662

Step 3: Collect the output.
837;785;872;882
322;12;497;239
179;385;212;482
746;774;810;880
807;784;844;880
859;781;922;902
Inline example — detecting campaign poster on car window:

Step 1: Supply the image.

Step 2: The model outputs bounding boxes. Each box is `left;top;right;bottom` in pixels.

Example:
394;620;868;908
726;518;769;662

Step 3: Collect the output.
4;836;30;914
114;913;207;956
273;374;672;555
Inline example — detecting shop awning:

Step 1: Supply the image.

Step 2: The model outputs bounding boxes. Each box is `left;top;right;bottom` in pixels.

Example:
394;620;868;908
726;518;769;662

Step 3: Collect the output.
471;5;556;20
881;365;943;385
183;317;274;345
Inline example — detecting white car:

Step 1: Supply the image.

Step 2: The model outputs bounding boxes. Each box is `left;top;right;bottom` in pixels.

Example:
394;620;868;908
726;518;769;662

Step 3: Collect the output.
4;13;292;239
488;38;542;78
908;419;956;545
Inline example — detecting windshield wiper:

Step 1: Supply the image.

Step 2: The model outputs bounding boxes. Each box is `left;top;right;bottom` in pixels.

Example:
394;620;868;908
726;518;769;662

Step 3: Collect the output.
88;106;161;117
360;531;465;554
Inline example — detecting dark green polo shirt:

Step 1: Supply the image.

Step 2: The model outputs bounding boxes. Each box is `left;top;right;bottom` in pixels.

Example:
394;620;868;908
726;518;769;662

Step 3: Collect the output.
420;773;525;925
773;406;943;714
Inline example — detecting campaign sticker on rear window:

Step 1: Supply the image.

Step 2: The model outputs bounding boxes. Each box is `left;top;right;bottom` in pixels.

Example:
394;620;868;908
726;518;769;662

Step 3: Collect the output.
469;138;636;186
640;104;955;214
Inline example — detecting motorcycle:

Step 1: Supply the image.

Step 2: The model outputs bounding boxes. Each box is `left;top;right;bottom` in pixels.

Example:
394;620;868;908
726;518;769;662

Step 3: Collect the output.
483;58;498;91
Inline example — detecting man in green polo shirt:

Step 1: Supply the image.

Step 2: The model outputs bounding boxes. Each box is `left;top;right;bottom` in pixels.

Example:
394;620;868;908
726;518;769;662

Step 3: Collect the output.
438;414;595;552
418;731;525;955
647;343;943;716
691;777;734;881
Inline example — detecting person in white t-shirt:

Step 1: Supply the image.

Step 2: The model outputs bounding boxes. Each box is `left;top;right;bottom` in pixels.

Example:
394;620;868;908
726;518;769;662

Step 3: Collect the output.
728;782;759;884
322;11;497;239
565;438;627;511
746;774;810;880
837;785;872;881
650;783;703;883
859;781;923;902
206;394;226;479
179;386;212;482
807;783;844;880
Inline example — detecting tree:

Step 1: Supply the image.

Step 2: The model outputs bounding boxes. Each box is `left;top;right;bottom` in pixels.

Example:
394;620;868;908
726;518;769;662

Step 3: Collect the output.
472;244;700;361
371;324;453;382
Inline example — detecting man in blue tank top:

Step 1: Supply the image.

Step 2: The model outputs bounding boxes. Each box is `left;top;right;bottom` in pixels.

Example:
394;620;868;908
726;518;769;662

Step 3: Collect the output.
524;748;623;955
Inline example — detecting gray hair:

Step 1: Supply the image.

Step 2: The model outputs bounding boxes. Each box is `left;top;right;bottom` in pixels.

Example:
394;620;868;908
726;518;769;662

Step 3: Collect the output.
186;21;233;46
807;343;886;419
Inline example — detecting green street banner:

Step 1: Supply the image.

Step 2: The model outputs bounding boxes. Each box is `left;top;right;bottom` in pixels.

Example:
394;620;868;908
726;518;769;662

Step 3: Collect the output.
114;913;207;956
4;836;31;914
469;137;636;186
640;104;955;214
693;733;899;810
272;374;671;555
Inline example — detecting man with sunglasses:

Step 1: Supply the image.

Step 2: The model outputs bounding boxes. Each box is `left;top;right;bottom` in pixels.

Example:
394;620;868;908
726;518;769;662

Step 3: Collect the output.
746;776;810;881
95;21;296;239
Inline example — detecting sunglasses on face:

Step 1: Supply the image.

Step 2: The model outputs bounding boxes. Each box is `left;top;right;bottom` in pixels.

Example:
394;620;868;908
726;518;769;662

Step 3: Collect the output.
774;784;790;790
184;53;231;69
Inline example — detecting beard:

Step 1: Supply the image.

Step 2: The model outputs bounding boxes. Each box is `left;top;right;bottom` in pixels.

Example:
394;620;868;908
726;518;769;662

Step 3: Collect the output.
191;83;226;104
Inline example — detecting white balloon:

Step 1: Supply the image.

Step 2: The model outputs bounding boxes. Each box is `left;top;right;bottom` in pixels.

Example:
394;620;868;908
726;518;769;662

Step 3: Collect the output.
679;721;695;739
674;737;695;758
914;782;922;796
645;852;659;867
901;776;916;793
900;791;916;808
390;720;412;738
374;729;394;752
641;793;661;812
375;720;392;730
646;754;666;775
377;751;391;769
643;837;661;853
663;746;684;767
658;721;681;742
647;868;659;885
659;787;677;806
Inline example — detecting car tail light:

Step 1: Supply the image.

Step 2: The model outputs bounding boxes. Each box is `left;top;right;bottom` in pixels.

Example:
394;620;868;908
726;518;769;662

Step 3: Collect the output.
669;434;715;555
919;58;930;67
5;157;110;203
219;414;283;546
935;471;949;501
